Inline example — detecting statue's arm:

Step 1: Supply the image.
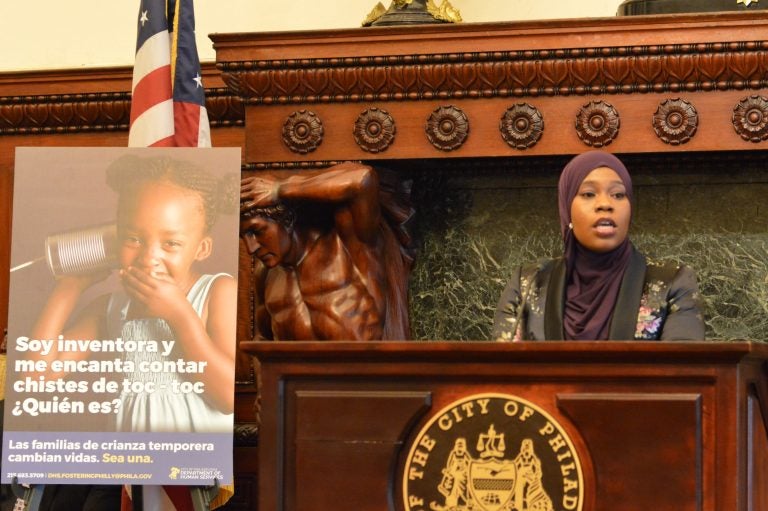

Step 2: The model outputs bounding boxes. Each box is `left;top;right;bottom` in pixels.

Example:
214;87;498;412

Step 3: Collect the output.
241;162;381;243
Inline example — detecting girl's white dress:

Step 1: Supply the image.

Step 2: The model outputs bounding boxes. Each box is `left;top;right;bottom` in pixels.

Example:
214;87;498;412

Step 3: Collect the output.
106;273;233;433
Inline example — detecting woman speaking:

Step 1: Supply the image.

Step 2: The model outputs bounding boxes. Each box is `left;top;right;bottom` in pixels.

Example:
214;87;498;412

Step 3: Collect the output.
492;150;705;342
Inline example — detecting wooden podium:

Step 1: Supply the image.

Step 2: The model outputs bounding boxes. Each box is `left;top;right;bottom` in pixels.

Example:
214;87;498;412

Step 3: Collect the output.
242;341;768;511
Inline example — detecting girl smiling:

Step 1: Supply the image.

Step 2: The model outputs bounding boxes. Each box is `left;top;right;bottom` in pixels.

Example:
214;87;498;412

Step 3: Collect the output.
31;155;238;432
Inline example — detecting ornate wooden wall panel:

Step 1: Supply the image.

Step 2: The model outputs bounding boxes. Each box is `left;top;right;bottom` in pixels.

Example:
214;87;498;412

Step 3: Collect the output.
212;12;768;166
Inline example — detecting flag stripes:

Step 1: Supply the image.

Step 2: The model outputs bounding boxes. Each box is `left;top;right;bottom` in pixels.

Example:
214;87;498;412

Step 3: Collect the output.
124;0;213;509
128;0;210;148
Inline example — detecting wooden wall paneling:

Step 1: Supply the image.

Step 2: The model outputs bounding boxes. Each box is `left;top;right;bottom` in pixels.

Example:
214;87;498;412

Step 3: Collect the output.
214;12;768;351
246;340;768;511
213;12;768;167
239;88;766;163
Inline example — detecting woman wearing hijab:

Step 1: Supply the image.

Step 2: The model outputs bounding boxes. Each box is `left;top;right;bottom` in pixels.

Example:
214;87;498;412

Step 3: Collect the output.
492;150;705;341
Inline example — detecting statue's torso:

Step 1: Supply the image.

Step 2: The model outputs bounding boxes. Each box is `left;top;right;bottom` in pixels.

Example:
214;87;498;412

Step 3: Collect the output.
263;233;385;340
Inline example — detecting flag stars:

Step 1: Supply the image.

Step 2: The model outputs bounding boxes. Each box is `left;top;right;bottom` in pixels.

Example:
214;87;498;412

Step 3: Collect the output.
193;73;203;88
139;10;149;26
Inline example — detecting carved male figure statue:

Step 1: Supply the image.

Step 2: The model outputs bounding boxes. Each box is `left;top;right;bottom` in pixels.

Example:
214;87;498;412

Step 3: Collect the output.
240;162;414;341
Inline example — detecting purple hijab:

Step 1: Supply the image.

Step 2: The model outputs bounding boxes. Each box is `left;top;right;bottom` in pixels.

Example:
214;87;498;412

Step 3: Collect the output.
558;151;633;340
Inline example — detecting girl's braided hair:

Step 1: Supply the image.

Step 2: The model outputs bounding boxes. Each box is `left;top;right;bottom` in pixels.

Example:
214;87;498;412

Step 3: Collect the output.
106;154;239;232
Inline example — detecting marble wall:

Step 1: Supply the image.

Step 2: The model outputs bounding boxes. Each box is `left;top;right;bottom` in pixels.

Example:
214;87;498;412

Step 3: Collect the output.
399;151;768;340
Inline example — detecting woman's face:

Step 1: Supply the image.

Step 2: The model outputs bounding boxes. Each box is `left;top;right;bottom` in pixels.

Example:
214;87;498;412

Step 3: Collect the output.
569;166;631;253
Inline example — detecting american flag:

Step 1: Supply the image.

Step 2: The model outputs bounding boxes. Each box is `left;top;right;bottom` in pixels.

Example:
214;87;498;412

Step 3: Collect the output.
128;0;210;148
123;1;213;508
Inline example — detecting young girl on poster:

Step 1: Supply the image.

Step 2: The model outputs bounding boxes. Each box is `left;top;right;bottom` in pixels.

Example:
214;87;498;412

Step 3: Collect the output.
30;154;238;433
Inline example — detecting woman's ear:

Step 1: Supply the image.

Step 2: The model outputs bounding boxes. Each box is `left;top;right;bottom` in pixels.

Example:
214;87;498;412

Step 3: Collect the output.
195;236;213;261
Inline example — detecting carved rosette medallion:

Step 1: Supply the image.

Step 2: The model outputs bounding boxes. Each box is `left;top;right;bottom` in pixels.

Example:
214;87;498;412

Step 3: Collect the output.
282;110;324;154
500;103;544;150
732;96;768;143
575;101;620;148
425;105;469;151
652;98;698;145
353;107;396;153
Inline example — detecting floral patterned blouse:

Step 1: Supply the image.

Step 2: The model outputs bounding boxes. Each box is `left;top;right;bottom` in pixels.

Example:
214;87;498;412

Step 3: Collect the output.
492;248;705;341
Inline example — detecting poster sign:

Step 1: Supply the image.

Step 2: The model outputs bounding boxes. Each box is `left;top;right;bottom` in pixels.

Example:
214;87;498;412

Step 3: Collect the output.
3;147;241;486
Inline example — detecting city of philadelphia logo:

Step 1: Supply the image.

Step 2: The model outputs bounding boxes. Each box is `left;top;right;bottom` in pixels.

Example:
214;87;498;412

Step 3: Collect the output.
402;393;583;511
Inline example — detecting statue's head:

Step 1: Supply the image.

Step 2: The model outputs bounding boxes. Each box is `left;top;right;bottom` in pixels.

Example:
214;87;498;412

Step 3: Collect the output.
240;203;298;268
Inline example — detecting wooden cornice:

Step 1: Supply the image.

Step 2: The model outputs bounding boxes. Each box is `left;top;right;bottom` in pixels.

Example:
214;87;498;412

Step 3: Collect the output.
211;12;768;162
212;12;768;105
0;63;244;136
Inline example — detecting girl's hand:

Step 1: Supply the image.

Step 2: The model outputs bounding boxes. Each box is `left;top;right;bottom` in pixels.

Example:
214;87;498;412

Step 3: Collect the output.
31;271;112;345
56;269;111;293
120;266;189;320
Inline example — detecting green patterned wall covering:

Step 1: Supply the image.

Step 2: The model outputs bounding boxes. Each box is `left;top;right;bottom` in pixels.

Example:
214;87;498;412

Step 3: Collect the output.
396;152;768;341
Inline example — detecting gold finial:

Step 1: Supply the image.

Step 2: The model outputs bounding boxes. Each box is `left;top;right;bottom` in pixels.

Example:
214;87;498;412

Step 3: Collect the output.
737;0;758;5
363;0;461;27
362;2;387;26
427;0;462;23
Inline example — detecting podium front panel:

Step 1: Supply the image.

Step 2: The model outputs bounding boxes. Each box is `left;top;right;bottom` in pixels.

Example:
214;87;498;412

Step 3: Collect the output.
244;341;768;511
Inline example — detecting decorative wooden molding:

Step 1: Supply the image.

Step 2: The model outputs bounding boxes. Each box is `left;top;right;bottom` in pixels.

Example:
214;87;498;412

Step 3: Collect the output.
576;100;620;147
216;41;768;105
653;98;698;145
732;95;768;142
202;87;246;128
353;107;396;153
499;103;543;150
425;105;469;151
0;88;243;136
248;150;768;176
0;64;243;136
243;161;350;171
214;13;768;161
0;92;131;135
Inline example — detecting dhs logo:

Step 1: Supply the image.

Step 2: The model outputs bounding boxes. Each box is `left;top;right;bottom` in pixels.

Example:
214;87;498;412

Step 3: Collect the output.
402;393;583;511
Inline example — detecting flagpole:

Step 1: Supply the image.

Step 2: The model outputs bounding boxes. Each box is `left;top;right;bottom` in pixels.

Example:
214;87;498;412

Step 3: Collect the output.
131;485;144;511
126;0;224;510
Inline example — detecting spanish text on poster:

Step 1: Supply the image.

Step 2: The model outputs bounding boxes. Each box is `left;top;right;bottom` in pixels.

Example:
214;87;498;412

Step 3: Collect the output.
3;147;240;485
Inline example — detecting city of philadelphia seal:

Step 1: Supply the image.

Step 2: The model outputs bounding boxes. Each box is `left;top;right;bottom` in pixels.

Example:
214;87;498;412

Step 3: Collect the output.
402;393;583;511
